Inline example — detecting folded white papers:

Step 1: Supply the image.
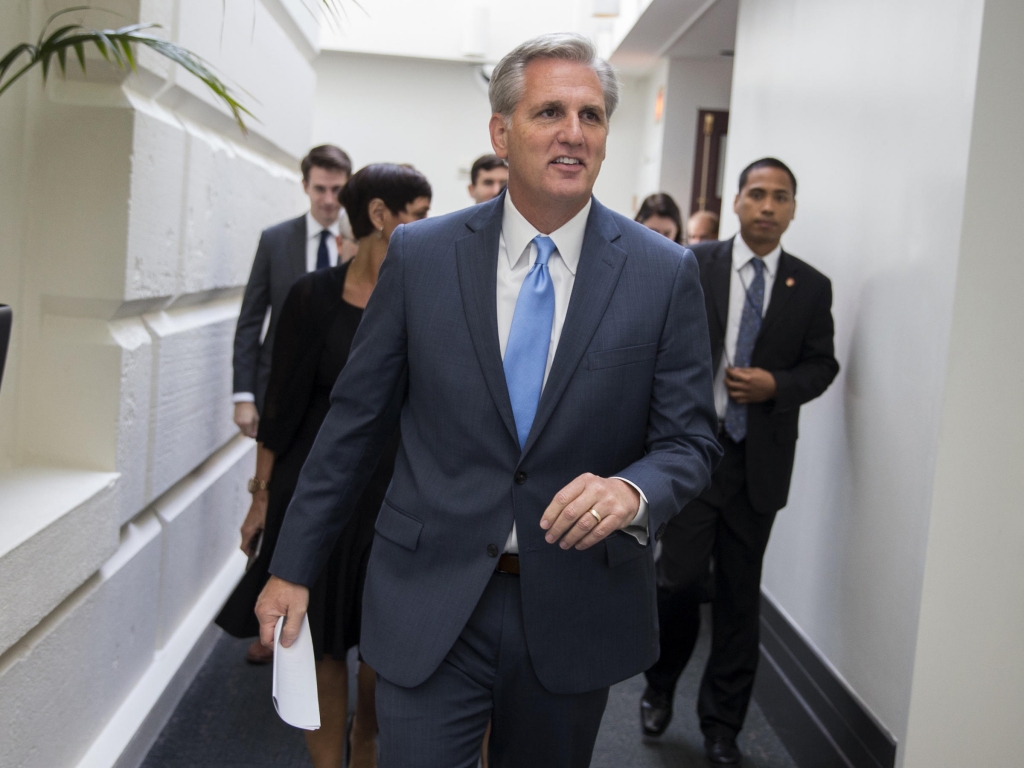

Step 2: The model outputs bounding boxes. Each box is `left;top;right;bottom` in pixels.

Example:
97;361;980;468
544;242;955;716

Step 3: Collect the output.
272;615;321;730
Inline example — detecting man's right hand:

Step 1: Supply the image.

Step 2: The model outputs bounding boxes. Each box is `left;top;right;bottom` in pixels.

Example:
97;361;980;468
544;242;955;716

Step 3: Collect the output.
234;402;259;438
255;575;309;649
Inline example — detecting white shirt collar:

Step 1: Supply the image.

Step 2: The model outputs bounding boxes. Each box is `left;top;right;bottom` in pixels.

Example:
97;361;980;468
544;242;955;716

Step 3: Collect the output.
732;234;781;277
306;210;340;240
502;192;591;275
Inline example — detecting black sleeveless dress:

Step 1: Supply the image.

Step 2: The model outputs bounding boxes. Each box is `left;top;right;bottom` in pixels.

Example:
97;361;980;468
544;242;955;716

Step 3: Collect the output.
216;262;398;659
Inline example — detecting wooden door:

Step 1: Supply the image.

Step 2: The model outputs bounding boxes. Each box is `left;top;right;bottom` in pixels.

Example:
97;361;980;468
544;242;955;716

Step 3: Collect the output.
690;109;730;217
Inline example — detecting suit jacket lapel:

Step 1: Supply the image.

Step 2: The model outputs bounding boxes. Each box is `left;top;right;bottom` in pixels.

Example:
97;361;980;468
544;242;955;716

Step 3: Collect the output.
520;199;626;458
455;197;519;446
289;215;307;276
758;250;797;339
708;238;732;340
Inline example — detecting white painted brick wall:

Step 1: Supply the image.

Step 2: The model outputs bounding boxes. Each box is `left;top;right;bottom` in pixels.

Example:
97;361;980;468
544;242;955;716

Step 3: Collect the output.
143;298;243;503
124;107;190;301
153;438;255;648
177;128;305;294
0;0;317;764
112;318;155;527
0;514;163;768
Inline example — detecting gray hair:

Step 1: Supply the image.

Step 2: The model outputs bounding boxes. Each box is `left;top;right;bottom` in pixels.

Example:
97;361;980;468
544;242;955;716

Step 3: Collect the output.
489;33;621;123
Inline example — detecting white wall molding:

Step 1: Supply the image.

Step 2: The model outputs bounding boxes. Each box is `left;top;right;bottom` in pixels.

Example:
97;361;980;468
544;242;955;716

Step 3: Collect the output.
73;552;246;768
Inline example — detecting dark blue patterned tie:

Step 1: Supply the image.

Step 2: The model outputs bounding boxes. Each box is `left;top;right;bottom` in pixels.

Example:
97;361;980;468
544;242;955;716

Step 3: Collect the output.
503;236;557;449
725;257;765;442
316;229;330;270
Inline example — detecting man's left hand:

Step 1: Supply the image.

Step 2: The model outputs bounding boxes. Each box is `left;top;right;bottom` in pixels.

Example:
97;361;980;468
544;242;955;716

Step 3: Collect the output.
725;367;777;404
540;474;641;551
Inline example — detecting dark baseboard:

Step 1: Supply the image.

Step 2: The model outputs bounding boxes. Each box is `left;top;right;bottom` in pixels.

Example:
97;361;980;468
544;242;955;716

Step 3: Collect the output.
753;594;896;768
0;304;11;394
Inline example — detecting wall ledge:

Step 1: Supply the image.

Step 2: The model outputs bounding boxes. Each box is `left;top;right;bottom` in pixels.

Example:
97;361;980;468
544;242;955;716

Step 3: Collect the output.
0;467;117;560
44;74;306;176
0;467;120;656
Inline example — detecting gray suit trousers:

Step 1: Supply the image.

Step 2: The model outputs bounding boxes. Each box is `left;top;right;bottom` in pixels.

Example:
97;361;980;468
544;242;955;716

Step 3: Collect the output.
375;572;609;768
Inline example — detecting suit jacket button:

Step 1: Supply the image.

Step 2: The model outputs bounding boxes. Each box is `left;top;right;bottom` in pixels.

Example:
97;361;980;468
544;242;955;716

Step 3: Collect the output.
487;544;499;557
514;471;527;485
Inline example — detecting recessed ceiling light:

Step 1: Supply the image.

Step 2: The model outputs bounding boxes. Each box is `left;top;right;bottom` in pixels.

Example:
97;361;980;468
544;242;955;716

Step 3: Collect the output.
593;0;620;17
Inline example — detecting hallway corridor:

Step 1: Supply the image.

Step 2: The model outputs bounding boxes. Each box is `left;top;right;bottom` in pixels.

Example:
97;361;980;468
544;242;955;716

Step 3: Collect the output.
140;615;797;768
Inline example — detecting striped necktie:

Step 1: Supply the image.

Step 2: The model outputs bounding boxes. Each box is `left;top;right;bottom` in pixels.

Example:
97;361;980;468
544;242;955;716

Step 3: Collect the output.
724;257;765;442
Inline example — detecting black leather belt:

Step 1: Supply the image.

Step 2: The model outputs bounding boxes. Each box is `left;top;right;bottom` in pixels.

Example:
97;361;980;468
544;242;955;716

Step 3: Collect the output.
496;553;520;575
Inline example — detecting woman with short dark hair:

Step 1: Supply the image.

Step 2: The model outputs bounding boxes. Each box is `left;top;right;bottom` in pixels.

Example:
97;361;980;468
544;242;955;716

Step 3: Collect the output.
635;192;684;244
216;163;431;768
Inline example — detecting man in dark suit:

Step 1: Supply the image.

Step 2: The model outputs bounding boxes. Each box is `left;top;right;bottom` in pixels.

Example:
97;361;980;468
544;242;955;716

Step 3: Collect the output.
231;144;353;437
640;157;839;764
255;34;721;767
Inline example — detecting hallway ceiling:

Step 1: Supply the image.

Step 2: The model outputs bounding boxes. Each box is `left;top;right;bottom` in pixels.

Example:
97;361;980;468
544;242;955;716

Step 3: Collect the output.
611;0;738;74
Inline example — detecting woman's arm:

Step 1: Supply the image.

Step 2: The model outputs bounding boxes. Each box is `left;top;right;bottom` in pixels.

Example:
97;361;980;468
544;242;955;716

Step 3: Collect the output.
240;442;276;557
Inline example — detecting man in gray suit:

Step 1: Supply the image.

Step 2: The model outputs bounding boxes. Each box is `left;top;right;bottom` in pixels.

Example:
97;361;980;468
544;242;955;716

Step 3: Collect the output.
256;34;721;767
231;144;353;437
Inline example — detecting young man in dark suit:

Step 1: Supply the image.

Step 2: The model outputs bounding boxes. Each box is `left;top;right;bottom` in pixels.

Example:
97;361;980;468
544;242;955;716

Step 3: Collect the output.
640;158;840;764
467;153;509;204
231;144;353;438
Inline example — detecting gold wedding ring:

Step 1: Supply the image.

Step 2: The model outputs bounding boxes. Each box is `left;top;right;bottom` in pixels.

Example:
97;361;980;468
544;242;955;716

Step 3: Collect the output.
589;508;602;524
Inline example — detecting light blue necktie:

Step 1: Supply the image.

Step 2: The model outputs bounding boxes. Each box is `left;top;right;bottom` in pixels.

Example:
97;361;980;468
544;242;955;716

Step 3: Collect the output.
504;235;557;449
724;257;765;442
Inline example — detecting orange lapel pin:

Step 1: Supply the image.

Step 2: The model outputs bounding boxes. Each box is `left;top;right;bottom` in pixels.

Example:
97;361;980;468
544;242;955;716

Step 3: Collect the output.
785;277;796;287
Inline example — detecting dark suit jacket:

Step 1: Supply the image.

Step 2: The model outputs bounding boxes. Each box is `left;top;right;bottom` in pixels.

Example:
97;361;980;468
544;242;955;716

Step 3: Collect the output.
270;194;722;694
692;237;839;514
232;215;307;410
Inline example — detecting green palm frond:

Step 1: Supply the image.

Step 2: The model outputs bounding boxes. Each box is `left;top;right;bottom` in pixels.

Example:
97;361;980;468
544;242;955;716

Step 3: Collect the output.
0;8;254;133
308;0;369;29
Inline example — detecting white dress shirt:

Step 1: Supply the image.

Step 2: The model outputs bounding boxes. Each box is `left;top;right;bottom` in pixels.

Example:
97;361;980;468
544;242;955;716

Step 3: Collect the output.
232;211;347;405
305;211;340;272
497;193;649;552
713;236;782;420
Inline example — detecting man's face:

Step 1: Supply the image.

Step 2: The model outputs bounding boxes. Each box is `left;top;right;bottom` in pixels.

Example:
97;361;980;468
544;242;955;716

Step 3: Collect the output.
490;58;608;211
733;167;796;250
303;166;348;227
469;166;509;204
685;214;718;244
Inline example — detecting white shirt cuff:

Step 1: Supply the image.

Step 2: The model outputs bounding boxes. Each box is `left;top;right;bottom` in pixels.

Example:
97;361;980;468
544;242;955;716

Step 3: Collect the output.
611;476;649;546
232;392;255;403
